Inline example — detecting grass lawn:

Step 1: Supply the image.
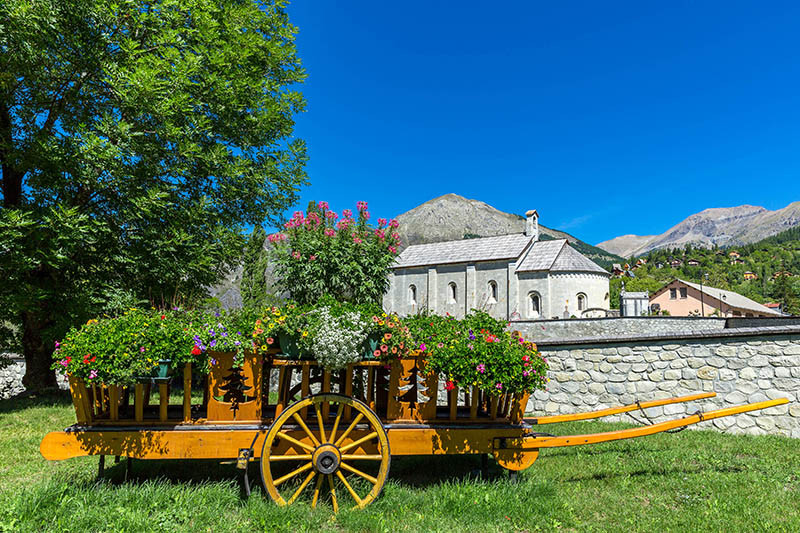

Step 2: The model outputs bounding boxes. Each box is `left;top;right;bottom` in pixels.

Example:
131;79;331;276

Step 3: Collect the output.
1;391;798;532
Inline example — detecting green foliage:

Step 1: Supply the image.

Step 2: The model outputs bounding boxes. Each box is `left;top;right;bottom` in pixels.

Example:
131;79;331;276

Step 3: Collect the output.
609;277;667;309
0;0;308;387
271;202;400;305
405;311;548;396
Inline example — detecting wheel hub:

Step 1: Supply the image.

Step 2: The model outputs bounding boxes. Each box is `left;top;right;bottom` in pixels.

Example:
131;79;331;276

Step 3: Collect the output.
312;444;341;475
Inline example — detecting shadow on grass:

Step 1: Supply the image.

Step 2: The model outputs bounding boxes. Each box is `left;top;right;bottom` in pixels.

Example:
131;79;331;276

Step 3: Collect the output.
562;462;746;483
0;388;72;415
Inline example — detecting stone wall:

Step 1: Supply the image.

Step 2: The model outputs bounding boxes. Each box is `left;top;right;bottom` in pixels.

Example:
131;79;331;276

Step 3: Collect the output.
529;326;800;438
0;356;26;400
513;316;727;341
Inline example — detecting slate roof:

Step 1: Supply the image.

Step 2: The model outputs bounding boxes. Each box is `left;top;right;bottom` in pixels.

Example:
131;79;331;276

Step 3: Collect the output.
515;239;567;272
676;279;782;316
550;244;610;275
393;233;531;268
393;233;609;276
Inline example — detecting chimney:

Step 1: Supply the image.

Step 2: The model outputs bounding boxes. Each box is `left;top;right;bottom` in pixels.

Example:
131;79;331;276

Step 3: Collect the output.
525;209;539;241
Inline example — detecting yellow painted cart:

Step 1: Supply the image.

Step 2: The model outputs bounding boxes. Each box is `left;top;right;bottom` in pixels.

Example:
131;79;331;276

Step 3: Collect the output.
41;350;788;511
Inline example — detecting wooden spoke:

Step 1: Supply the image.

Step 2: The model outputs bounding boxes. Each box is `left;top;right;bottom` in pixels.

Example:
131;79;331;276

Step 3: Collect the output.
268;454;312;462
291;413;321;447
287;470;316;505
329;402;344;444
276;431;315;453
311;474;323;508
336;470;363;508
327;474;339;513
334;413;364;447
273;462;313;487
341;454;383;461
339;431;378;454
315;403;327;443
339;461;377;484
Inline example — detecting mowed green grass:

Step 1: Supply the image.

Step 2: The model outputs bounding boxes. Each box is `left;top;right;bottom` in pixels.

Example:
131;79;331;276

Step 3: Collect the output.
1;391;798;533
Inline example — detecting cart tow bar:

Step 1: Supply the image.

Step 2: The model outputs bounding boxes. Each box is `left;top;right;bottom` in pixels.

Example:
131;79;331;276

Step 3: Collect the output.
223;431;264;498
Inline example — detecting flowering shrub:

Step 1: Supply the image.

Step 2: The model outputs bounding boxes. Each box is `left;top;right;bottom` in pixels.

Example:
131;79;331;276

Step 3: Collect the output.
192;309;260;368
53;309;197;385
365;311;413;359
305;306;368;369
270;201;401;305
405;311;548;396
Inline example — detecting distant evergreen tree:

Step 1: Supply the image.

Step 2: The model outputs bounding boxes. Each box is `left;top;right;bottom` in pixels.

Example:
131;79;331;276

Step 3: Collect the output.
240;227;272;311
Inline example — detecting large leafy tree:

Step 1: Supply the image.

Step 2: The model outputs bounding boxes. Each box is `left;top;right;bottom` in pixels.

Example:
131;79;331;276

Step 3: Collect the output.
0;0;307;389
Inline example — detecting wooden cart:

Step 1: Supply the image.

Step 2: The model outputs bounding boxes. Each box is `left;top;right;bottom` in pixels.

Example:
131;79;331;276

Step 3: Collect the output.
41;350;788;511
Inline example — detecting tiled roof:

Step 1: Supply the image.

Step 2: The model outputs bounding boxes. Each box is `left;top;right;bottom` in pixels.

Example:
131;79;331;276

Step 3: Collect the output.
515;240;567;272
393;233;532;268
676;279;782;316
550;244;610;275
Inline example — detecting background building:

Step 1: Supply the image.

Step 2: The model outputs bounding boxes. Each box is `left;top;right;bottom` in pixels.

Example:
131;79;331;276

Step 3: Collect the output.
650;279;782;317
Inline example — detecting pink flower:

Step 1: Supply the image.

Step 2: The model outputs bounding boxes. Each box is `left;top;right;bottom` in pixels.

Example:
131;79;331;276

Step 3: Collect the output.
495;382;503;390
59;359;69;368
317;201;329;210
343;209;353;218
419;343;427;352
353;237;362;244
388;246;397;254
389;219;399;228
374;229;385;239
477;363;486;374
140;346;146;352
292;251;301;259
324;228;335;237
356;201;368;211
391;232;400;241
373;349;381;357
377;218;387;227
380;344;388;352
326;211;338;219
293;211;304;219
89;370;98;380
362;210;370;220
54;341;61;349
309;254;317;261
523;370;530;377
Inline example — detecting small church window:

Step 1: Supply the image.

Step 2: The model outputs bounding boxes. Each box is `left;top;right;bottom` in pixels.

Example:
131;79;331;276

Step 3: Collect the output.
577;293;586;311
448;282;457;303
528;292;541;318
408;284;417;306
487;280;498;304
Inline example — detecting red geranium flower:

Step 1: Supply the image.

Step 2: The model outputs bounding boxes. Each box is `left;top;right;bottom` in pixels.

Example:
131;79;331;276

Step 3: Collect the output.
191;345;202;356
445;381;456;391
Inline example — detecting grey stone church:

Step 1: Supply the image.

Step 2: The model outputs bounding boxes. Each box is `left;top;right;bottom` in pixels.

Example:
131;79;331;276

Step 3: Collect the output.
384;211;611;320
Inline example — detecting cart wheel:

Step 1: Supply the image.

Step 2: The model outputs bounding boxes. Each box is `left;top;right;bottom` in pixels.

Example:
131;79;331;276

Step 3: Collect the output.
260;393;390;511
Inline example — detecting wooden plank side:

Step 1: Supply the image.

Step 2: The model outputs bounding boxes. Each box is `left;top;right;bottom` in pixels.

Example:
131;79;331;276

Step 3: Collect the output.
183;364;192;422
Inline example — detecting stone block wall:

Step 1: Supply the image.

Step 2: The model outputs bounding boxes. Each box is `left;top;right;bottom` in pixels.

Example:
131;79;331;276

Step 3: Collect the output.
529;327;800;438
0;356;26;400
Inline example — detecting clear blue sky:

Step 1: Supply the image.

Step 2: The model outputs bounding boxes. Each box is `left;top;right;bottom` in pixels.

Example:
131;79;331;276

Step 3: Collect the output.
284;1;800;245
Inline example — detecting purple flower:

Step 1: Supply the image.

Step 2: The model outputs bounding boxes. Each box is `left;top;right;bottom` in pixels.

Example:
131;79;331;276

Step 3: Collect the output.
236;331;242;336
468;329;475;340
234;340;241;346
193;335;201;344
221;331;228;337
211;358;218;366
476;363;486;374
209;339;217;348
215;312;221;317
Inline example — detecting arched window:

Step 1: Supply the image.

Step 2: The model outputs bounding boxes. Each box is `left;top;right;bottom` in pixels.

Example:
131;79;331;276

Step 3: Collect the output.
528;292;541;318
408;284;417;306
448;282;457;304
577;293;587;311
487;280;498;304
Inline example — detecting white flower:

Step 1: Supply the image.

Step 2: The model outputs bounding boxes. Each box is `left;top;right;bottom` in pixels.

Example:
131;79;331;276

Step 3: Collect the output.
308;307;368;370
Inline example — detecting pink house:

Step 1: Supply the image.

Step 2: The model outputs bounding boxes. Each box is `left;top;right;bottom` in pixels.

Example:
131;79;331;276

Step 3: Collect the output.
650;279;782;317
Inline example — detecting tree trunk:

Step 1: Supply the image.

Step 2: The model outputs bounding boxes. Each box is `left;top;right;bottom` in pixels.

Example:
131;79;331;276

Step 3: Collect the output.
21;310;58;391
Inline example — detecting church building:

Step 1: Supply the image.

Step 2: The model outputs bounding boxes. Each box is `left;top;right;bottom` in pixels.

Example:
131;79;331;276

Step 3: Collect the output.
384;210;611;320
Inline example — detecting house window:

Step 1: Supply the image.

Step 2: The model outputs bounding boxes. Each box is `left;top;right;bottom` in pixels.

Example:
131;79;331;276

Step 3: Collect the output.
487;280;498;304
577;293;587;311
448;282;457;304
669;288;677;300
408;284;417;306
528;292;541;318
679;287;687;299
732;310;741;317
